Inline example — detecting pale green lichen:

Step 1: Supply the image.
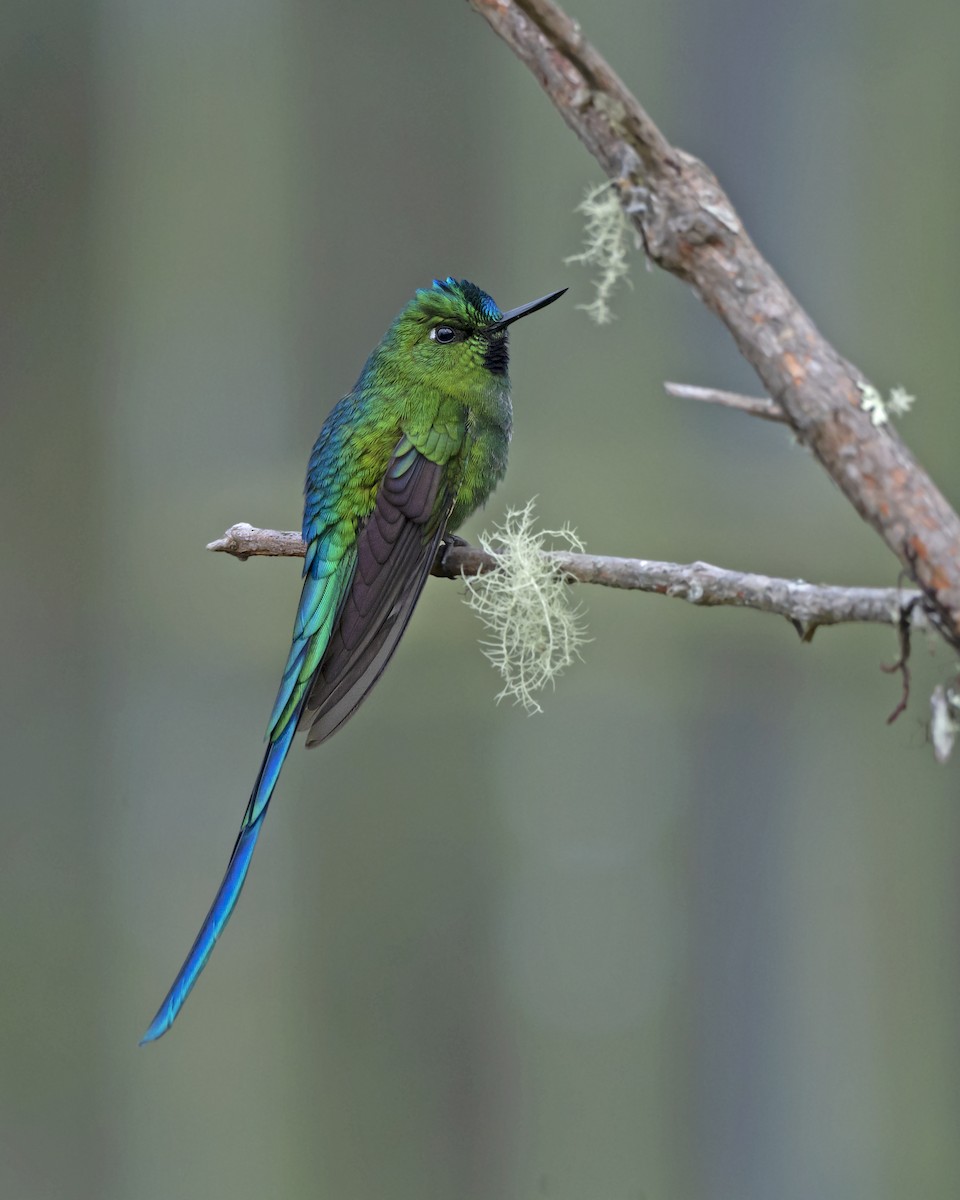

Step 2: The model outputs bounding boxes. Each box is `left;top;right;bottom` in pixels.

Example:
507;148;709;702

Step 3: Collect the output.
462;502;588;713
888;386;916;417
930;683;960;765
564;182;632;324
857;381;916;426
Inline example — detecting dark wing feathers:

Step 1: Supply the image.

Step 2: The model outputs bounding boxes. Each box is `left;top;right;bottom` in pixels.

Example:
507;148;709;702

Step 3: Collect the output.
298;442;453;747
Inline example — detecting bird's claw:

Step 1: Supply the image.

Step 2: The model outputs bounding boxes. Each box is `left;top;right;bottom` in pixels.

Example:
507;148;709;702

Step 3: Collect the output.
433;533;470;576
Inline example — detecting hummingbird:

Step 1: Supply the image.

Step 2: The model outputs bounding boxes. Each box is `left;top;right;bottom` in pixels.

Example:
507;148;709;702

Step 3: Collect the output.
140;277;566;1042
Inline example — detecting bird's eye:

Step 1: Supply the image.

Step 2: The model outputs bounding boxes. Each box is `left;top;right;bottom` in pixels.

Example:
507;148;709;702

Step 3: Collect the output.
430;325;460;344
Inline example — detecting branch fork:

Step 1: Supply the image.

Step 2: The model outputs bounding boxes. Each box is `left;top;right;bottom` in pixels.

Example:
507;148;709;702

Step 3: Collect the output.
469;0;960;656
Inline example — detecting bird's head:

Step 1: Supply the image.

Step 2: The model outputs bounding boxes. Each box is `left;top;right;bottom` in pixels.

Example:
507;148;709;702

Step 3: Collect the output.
377;277;566;393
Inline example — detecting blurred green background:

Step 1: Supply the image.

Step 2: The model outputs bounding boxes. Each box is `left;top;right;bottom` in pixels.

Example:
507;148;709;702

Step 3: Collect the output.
3;1;959;1197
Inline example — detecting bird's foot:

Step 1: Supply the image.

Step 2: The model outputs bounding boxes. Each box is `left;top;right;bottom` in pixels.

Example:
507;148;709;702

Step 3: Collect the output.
433;533;470;576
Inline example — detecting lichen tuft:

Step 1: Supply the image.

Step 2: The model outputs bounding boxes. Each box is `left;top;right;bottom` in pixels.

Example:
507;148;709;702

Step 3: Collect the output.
462;501;588;713
564;182;632;324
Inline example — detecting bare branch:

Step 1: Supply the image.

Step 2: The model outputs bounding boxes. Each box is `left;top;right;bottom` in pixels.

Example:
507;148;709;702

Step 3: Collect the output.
208;523;924;637
468;0;960;653
664;382;788;424
207;523;305;560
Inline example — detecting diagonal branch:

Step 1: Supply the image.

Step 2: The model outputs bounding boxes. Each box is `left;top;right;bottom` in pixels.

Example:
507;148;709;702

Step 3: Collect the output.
468;0;960;654
207;523;925;639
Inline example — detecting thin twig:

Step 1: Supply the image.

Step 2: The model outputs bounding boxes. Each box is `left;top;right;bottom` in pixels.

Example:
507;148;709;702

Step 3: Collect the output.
207;523;925;636
664;382;788;424
880;596;921;724
207;525;305;561
468;0;960;653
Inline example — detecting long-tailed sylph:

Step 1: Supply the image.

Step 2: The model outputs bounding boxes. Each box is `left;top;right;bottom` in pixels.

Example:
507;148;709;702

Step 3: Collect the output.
140;277;565;1042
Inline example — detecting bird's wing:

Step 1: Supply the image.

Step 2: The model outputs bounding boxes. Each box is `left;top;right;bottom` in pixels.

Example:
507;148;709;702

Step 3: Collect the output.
297;436;454;747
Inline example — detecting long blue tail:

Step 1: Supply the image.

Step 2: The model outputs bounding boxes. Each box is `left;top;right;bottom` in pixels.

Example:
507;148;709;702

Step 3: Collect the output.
139;718;298;1044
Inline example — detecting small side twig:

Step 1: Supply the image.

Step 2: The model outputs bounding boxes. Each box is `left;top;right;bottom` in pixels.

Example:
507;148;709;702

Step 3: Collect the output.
880;595;922;724
664;382;788;424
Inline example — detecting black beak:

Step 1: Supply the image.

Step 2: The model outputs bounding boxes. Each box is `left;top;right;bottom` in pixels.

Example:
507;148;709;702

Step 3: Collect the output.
487;288;567;333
